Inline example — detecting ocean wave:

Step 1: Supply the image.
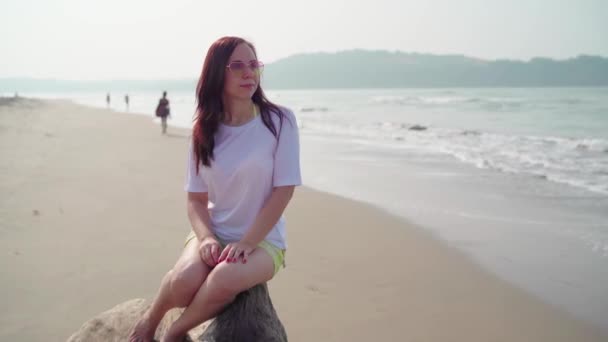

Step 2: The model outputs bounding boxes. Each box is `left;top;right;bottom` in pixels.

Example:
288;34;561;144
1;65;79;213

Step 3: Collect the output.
299;119;608;195
430;131;608;195
299;106;329;112
370;95;469;105
369;94;526;110
558;98;585;105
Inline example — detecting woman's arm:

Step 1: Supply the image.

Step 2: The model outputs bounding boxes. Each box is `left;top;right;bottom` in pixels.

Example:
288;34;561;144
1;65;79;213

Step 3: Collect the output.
240;185;295;246
219;186;295;263
187;192;215;242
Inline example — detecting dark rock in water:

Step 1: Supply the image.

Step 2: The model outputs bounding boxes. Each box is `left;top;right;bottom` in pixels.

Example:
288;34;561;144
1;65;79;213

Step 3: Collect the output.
409;125;427;131
67;283;287;342
462;130;480;136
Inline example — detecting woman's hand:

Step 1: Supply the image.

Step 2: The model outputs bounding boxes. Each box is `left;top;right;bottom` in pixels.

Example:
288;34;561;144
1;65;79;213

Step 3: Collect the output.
219;241;256;264
199;236;221;267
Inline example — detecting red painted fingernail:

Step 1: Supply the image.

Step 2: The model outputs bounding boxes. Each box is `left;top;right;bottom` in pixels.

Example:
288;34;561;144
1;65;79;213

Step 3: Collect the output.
243;259;247;264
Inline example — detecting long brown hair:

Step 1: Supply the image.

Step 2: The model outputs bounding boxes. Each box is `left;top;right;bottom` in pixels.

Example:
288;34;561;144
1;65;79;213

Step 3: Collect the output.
192;36;284;171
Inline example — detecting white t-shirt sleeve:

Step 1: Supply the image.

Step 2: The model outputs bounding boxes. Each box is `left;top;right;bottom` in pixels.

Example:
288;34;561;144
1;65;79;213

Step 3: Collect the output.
184;142;208;192
273;109;302;187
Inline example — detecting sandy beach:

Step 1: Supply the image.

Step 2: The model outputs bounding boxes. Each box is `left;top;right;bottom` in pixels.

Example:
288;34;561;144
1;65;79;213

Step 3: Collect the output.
1;98;606;342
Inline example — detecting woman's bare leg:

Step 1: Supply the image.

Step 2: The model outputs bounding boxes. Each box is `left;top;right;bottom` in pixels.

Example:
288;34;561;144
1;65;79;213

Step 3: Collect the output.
162;248;275;342
129;238;211;342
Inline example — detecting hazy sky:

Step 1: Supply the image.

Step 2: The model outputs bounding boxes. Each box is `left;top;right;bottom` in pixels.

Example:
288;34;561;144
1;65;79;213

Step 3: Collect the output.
1;0;606;79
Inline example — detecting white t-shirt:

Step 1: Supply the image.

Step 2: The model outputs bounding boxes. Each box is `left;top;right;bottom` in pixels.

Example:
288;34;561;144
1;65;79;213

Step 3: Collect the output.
184;106;301;249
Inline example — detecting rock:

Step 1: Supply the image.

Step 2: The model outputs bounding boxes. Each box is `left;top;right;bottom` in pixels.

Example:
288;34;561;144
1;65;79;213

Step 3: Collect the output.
408;125;427;131
67;283;287;342
199;283;287;342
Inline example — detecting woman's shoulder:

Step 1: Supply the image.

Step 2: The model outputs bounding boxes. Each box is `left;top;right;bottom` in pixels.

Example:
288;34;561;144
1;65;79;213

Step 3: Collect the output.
267;104;293;116
270;105;296;124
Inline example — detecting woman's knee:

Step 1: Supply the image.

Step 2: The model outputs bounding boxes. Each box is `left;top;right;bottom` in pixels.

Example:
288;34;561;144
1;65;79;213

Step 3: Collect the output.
205;249;275;301
170;260;208;305
204;265;243;302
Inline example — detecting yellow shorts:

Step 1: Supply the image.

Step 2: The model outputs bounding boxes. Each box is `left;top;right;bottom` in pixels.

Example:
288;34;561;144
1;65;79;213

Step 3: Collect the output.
184;231;285;276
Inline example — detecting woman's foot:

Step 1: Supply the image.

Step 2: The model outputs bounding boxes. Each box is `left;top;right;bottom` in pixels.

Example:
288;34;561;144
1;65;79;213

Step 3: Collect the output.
129;311;157;342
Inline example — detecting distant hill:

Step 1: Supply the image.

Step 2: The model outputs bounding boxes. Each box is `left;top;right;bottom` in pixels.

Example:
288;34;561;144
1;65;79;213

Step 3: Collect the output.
262;50;608;88
1;50;607;92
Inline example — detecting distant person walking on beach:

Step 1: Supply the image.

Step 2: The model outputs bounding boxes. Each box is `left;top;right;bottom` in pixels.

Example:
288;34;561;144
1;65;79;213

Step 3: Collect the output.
106;93;111;108
125;94;130;111
155;91;171;134
130;36;301;342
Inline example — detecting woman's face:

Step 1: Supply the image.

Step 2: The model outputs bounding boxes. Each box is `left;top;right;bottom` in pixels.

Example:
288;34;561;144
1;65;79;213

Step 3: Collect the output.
223;43;262;101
